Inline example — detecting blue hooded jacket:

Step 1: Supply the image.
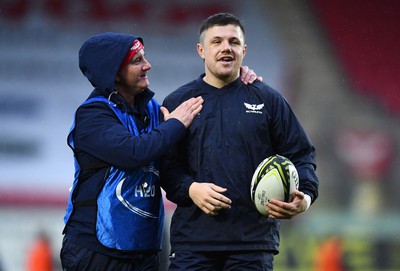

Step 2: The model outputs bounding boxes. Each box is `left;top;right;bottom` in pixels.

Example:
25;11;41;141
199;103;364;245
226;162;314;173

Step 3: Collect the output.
63;32;186;256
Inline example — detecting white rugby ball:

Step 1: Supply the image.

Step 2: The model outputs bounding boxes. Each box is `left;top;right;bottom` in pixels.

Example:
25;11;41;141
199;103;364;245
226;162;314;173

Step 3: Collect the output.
250;155;299;216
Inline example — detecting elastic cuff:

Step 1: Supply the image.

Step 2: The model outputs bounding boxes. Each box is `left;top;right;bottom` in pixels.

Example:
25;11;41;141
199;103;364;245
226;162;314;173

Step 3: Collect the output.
304;194;311;211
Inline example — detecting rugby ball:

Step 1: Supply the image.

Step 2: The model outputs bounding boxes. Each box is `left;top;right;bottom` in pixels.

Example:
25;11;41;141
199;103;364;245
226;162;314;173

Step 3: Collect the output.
250;155;299;216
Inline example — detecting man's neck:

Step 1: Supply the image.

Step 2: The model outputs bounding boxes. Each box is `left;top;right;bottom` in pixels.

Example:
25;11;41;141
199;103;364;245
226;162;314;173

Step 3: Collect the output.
203;74;238;89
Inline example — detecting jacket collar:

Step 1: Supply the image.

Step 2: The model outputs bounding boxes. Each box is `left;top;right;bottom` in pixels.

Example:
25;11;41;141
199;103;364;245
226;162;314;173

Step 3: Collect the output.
88;88;155;116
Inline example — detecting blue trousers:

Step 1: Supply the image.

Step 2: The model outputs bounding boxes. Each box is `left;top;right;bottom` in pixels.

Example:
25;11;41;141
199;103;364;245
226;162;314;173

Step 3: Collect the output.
60;236;159;271
168;250;274;271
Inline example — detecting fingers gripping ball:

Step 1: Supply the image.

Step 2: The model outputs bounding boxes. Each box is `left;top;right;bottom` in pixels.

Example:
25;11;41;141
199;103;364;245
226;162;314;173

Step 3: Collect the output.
250;155;299;216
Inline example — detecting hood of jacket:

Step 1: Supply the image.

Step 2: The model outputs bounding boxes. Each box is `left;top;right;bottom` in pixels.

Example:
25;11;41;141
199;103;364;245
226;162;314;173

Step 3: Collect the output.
79;32;143;93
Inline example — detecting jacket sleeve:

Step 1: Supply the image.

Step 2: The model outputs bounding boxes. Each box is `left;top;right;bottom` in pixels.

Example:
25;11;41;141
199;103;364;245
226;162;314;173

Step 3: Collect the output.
74;102;186;170
269;92;319;204
159;94;195;206
159;142;194;206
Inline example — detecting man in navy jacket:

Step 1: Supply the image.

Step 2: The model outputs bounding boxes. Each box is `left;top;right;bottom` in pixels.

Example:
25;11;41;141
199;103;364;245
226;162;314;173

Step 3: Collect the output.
161;13;319;270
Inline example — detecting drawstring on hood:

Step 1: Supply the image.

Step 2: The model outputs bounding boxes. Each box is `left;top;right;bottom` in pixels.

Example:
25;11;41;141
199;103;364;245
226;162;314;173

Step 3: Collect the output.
79;32;144;94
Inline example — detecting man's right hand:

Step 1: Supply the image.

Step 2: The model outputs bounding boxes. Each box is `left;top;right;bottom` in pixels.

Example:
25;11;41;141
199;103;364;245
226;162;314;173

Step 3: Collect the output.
189;182;232;216
161;96;203;128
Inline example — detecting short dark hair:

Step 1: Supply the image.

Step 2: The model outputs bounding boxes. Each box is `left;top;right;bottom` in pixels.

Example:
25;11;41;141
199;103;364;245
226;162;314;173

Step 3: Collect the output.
199;13;245;43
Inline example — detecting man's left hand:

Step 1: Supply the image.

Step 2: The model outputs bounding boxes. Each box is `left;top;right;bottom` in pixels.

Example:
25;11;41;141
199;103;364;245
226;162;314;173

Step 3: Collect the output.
265;190;308;219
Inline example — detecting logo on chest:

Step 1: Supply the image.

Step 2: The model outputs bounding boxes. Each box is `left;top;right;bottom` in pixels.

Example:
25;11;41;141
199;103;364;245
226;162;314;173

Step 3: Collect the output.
244;102;264;114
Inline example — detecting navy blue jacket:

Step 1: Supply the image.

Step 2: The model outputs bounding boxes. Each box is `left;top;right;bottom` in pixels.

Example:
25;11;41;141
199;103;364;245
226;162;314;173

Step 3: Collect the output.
161;75;319;253
63;32;186;258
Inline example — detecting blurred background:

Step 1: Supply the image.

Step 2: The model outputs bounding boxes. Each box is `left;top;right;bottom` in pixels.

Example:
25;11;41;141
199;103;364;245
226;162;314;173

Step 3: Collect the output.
1;0;399;270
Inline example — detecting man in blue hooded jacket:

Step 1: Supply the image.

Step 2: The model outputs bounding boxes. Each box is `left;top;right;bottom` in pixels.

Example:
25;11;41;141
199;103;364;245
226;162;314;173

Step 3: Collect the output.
60;32;205;271
60;32;260;271
161;13;319;270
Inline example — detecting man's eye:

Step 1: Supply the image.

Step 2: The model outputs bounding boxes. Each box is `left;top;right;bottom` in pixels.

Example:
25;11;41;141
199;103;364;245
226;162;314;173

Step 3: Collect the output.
231;40;241;45
131;58;140;64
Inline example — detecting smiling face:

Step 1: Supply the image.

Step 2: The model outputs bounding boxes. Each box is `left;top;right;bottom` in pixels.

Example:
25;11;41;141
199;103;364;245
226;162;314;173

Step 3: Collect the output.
115;49;151;104
197;24;247;88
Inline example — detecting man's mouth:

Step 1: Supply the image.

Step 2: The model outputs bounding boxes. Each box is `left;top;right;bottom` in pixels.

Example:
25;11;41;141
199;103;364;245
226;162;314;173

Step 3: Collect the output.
219;56;234;62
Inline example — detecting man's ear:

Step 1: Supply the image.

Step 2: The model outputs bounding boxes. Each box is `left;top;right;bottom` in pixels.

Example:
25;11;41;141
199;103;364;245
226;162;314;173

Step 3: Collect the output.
197;43;205;60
